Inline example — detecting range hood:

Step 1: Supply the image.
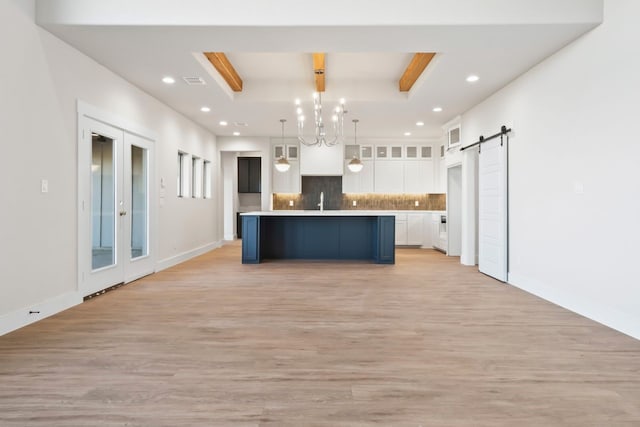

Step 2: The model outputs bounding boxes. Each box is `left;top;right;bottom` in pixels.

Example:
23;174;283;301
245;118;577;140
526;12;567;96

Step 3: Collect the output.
299;143;344;176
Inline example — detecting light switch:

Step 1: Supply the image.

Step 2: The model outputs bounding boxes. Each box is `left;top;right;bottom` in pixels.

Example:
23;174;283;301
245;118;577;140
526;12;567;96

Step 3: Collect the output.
289;200;294;207
574;181;584;195
415;200;419;207
41;179;49;193
352;200;357;207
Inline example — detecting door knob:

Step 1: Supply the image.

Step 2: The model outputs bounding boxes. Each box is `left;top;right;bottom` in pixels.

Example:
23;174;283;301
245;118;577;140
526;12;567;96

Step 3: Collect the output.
119;210;127;216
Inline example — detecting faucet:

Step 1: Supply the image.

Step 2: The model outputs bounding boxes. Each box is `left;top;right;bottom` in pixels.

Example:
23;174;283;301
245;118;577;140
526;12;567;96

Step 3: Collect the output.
318;191;324;212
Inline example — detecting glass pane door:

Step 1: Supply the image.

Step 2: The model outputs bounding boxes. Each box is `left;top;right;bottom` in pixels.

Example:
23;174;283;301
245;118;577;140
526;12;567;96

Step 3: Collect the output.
130;145;148;259
123;132;155;283
80;115;154;296
91;133;116;270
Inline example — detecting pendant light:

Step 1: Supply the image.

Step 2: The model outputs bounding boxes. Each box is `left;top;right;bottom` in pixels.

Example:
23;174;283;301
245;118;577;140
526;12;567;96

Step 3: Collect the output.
275;119;290;172
347;119;364;173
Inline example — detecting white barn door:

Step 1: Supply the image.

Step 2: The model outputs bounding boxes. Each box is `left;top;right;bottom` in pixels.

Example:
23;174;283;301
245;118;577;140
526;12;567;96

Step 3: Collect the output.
478;137;508;282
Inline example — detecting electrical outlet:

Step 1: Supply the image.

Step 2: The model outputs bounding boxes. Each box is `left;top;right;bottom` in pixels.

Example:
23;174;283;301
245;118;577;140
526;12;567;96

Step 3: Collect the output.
352;200;357;207
289;200;294;207
41;179;49;193
415;200;419;207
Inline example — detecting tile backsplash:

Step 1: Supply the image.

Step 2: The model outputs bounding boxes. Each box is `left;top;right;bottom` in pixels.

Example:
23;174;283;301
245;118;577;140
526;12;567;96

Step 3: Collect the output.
341;193;445;211
273;190;446;211
301;176;342;210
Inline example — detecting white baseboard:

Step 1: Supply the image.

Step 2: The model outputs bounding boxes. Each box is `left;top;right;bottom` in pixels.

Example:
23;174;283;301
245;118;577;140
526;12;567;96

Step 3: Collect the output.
508;273;640;341
0;291;82;337
156;241;222;272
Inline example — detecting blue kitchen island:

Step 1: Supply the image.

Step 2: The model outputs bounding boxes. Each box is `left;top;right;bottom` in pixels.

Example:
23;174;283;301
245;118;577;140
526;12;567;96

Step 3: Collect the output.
241;211;395;264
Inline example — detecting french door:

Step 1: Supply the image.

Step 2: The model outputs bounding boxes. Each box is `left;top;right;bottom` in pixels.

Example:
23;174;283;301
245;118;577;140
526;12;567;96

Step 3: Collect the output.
78;117;154;296
478;137;508;282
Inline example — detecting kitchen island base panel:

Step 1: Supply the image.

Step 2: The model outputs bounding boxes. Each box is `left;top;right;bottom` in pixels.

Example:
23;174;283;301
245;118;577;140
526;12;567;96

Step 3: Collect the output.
241;214;394;264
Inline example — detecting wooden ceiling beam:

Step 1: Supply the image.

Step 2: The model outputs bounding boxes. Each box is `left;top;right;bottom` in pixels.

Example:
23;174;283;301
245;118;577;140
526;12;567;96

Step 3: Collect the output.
399;53;436;92
204;52;243;92
313;53;325;92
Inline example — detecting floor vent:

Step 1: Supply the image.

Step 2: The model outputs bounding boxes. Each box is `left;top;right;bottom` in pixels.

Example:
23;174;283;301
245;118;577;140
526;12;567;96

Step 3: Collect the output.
182;76;207;86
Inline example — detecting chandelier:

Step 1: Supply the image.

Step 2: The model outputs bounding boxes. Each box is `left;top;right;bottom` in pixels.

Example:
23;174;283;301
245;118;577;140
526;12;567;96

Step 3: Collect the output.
295;92;346;147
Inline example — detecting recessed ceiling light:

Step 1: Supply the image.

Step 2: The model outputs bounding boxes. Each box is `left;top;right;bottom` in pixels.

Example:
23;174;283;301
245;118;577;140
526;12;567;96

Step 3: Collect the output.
233;131;240;136
416;121;424;127
404;132;411;136
219;121;228;126
433;107;443;112
466;75;479;83
162;76;175;84
200;106;211;112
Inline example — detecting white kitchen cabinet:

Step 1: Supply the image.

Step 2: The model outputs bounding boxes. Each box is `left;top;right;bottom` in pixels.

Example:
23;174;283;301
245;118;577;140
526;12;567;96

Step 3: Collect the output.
406;146;418;159
274;144;285;160
374;161;404;193
286;144;298;160
343;160;374;193
360;145;374;160
274;143;299;161
404;160;434;193
369;143;438;194
395;214;408;245
375;146;389;159
359;160;374;192
407;214;424;245
390;145;403;159
344;145;359;161
272;159;300;193
421;213;433;248
421;145;433;159
394;212;427;246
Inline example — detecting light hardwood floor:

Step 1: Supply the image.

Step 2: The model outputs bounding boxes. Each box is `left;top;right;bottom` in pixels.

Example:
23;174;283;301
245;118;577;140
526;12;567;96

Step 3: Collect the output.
1;243;639;426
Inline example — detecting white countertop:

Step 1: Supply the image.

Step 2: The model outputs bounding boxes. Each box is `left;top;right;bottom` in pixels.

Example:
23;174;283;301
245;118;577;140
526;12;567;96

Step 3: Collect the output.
241;210;445;216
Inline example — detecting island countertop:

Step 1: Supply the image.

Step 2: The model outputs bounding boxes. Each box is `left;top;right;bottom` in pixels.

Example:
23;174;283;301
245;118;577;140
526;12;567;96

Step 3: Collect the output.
240;210;444;216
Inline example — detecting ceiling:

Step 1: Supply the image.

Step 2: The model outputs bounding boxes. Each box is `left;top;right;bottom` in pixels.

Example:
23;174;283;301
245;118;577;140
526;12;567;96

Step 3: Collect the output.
36;0;603;140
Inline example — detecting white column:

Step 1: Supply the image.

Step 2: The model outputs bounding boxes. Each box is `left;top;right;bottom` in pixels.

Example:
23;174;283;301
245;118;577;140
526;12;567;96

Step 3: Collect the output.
460;148;478;266
222;152;237;240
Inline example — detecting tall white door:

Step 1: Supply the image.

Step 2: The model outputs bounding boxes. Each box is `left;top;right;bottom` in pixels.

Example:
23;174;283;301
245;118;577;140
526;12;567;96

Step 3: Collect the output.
78;117;155;296
447;165;462;257
478;138;508;282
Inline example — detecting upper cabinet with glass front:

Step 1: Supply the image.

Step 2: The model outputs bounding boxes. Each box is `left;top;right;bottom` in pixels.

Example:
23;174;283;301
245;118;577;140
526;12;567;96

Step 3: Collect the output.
274;143;298;160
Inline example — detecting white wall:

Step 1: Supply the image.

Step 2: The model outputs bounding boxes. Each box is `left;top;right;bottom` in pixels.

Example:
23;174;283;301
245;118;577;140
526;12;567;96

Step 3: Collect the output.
0;0;220;333
461;0;640;339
